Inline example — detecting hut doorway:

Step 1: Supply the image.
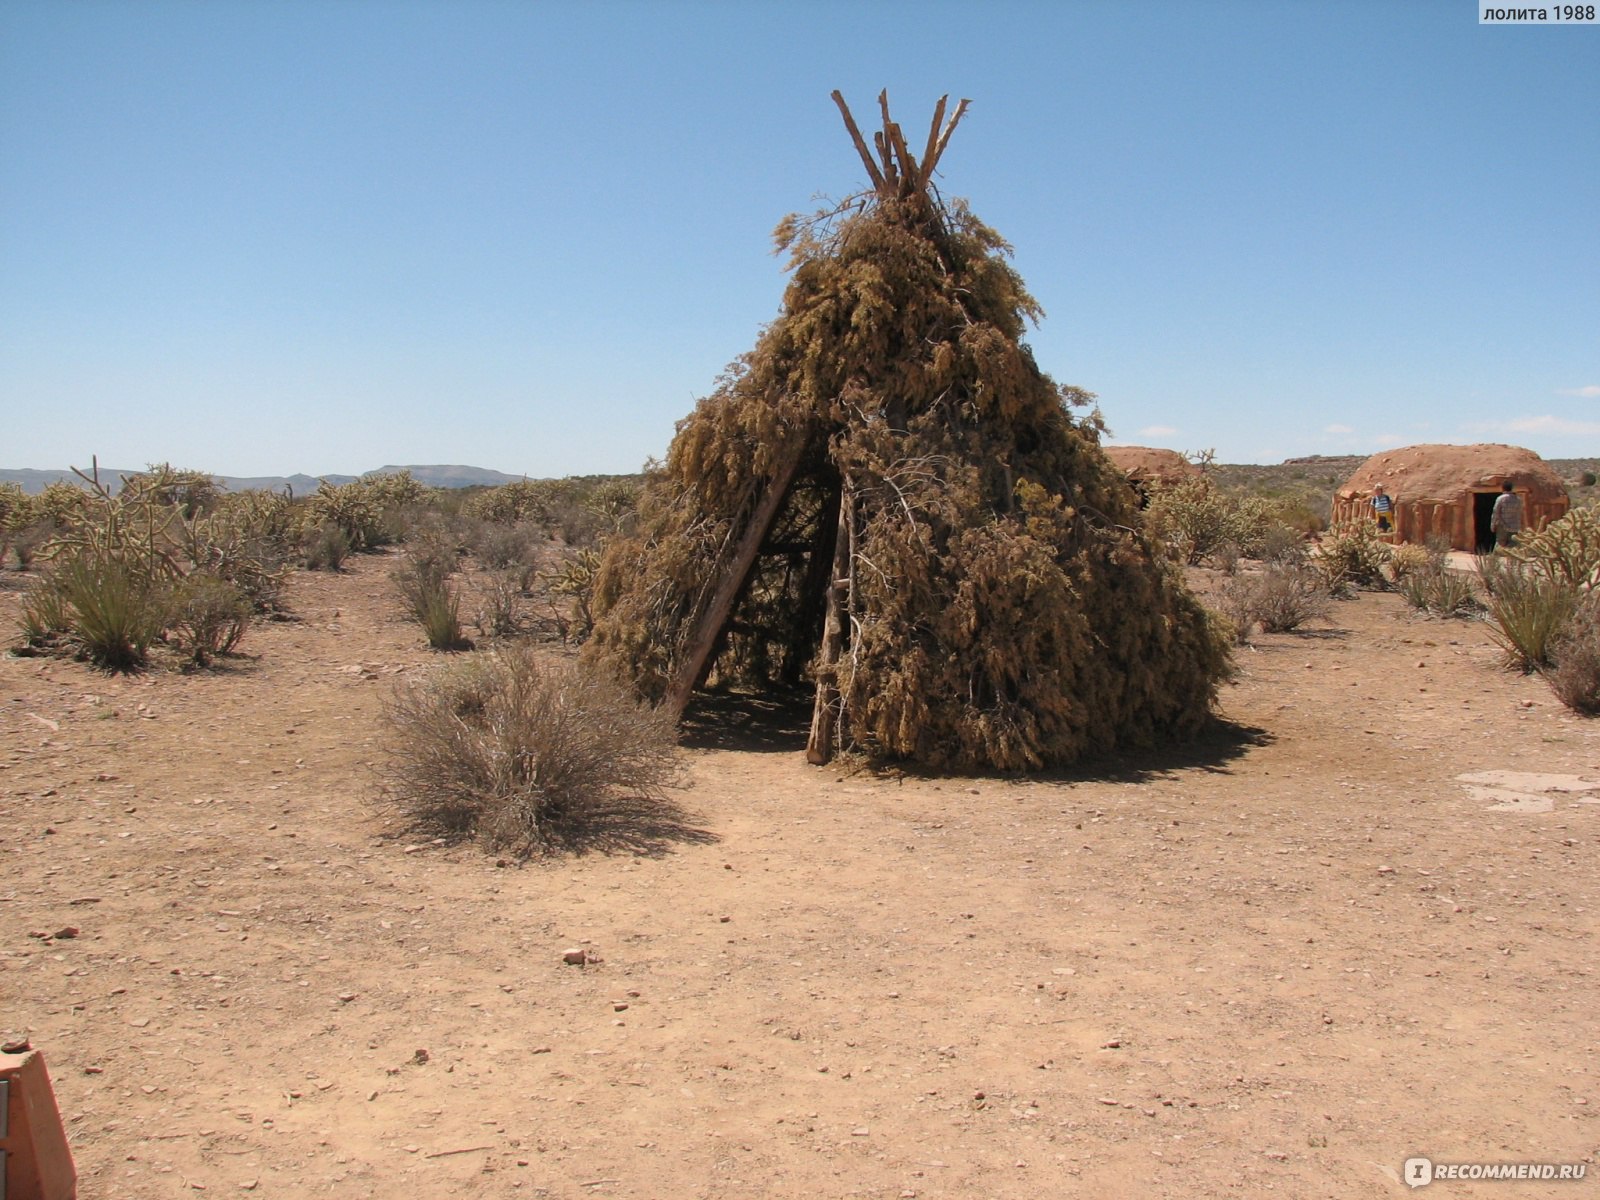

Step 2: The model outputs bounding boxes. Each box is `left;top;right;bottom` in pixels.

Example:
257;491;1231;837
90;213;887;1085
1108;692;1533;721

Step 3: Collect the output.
1473;491;1497;552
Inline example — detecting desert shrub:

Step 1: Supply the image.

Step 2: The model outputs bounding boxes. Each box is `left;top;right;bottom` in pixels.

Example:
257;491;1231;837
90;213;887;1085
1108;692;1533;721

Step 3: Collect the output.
1385;543;1432;584
1503;507;1600;590
166;572;252;666
1252;565;1331;632
300;523;351;571
1220;564;1330;638
178;494;293;612
543;547;602;642
1392;540;1477;617
11;467;298;666
303;481;385;551
10;482;88;569
393;557;471;651
0;481;26;566
1544;593;1600;714
1212;539;1242;576
1580;471;1597;488
404;513;468;577
1480;557;1582;672
1269;498;1327;537
1313;519;1391;591
377;646;682;854
1401;567;1479;618
1259;522;1309;567
463;479;557;526
29;481;90;526
1145;478;1273;565
468;519;545;570
120;464;221;518
1216;574;1258;643
472;570;525;640
564;478;642;545
363;470;437;513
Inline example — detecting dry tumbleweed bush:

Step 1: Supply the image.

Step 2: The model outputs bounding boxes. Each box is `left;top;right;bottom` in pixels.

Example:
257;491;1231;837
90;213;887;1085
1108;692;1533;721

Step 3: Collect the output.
378;645;683;854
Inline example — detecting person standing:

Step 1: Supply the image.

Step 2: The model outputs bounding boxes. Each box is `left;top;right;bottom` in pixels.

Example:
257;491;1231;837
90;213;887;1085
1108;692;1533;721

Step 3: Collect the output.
1490;480;1523;550
1370;484;1396;537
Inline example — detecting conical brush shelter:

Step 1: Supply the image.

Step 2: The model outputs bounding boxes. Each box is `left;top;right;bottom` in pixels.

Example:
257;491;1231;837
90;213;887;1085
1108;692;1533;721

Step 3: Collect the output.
586;91;1230;771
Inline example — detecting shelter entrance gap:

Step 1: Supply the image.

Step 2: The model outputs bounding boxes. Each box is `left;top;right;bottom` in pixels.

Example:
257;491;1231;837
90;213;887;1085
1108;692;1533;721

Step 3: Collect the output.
1473;490;1497;552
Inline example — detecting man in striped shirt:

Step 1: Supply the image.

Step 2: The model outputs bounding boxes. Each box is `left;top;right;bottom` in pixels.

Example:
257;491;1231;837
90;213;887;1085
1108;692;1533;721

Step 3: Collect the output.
1369;484;1396;537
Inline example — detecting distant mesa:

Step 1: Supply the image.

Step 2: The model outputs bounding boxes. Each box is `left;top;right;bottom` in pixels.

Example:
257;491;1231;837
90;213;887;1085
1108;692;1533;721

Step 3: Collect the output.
0;464;529;495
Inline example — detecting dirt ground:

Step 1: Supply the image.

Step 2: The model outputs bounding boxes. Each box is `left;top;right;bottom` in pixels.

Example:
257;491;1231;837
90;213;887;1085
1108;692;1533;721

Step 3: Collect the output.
3;552;1596;1199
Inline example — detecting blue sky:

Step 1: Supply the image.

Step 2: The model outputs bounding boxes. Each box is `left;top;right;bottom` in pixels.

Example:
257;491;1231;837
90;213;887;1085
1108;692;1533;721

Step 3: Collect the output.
2;0;1595;478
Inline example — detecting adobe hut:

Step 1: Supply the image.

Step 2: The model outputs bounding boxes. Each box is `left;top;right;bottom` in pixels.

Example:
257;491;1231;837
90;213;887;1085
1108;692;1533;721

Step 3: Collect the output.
584;92;1230;772
1103;446;1199;505
1332;443;1568;551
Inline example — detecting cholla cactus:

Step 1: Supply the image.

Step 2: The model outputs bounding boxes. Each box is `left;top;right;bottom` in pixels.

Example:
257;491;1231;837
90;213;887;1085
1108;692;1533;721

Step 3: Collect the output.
1506;507;1600;590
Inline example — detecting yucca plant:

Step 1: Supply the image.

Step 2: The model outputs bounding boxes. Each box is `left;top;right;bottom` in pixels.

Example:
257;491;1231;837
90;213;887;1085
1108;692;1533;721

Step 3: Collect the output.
394;558;471;651
1395;542;1478;617
18;579;71;650
51;554;169;671
1480;558;1581;672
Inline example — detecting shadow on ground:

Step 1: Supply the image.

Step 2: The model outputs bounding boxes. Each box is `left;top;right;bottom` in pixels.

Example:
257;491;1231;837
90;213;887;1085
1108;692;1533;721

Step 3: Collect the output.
679;684;1273;785
679;686;814;753
542;794;721;858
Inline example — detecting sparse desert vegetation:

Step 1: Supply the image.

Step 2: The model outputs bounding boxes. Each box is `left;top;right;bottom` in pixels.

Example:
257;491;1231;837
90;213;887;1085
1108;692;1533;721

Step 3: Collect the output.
4;516;1597;1198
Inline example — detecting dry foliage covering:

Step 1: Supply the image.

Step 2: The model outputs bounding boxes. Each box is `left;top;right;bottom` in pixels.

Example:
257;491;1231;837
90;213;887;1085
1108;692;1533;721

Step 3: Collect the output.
586;107;1230;771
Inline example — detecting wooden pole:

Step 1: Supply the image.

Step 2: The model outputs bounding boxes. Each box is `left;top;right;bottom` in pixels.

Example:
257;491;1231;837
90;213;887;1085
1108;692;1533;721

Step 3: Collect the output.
664;445;808;721
831;90;888;195
924;97;971;181
806;484;854;764
919;95;949;189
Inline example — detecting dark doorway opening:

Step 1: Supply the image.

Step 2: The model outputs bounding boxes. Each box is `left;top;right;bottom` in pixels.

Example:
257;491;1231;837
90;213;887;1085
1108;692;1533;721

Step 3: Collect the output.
1473;491;1497;552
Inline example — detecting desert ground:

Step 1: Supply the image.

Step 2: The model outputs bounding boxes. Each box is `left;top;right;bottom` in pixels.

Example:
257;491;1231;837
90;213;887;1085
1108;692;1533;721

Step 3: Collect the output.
3;551;1596;1199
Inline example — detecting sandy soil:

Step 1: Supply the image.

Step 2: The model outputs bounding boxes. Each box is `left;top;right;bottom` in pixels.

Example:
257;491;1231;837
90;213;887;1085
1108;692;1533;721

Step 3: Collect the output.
3;552;1596;1199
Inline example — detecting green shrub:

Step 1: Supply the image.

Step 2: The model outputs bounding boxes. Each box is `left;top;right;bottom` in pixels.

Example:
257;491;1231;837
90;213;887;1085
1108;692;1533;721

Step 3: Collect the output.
166;572;252;666
1314;520;1391;591
1504;507;1600;589
463;479;557;526
0;481;26;566
544;547;602;642
1144;478;1273;565
377;646;682;854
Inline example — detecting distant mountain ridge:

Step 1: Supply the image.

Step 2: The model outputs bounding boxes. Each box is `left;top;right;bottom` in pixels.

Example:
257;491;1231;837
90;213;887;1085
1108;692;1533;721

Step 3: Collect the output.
0;464;530;495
